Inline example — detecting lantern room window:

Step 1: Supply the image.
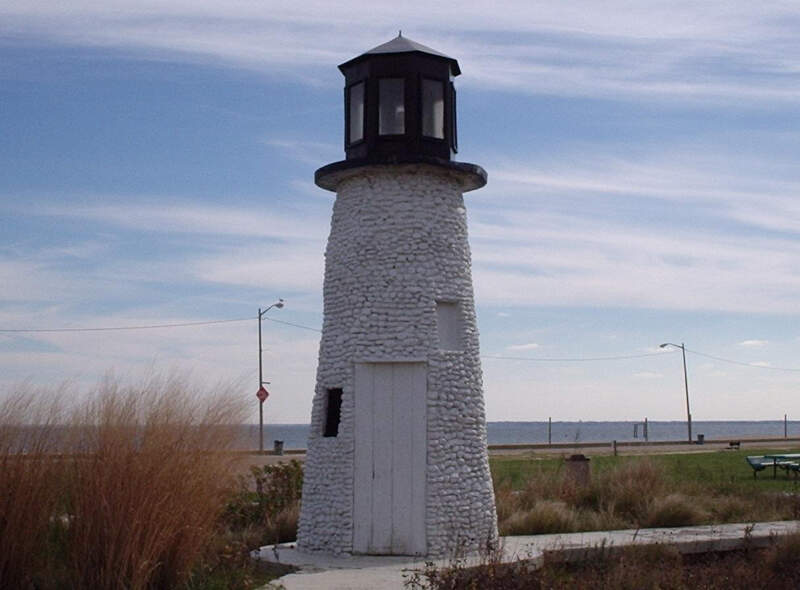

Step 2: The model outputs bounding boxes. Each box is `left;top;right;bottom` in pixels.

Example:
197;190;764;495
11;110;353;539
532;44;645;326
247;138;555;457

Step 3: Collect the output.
379;78;405;135
422;79;445;139
450;83;458;152
348;82;365;145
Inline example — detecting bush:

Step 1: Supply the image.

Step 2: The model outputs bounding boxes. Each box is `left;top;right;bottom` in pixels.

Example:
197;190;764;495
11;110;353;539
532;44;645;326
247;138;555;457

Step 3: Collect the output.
593;458;664;521
708;495;751;523
764;531;800;572
496;457;672;535
501;500;579;535
407;538;800;590
643;493;708;528
225;460;304;545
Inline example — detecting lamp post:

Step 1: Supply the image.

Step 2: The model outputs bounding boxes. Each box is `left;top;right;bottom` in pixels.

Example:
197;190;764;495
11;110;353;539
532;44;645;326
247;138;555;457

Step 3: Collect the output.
258;299;284;452
660;342;692;443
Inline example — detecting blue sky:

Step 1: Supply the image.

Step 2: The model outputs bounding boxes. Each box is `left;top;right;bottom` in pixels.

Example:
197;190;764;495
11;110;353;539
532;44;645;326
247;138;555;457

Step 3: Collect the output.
2;2;799;423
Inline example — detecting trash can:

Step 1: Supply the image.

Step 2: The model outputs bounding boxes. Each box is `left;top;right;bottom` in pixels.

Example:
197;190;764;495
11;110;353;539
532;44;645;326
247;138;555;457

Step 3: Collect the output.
696;434;705;445
273;440;284;455
564;454;591;487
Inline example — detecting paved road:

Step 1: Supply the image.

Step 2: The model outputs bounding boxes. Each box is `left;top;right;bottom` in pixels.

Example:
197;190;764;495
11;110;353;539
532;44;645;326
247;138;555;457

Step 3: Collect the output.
236;436;800;475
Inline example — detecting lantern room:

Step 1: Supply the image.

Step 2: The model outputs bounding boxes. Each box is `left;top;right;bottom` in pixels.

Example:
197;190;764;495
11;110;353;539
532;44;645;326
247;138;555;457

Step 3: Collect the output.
339;33;459;163
315;34;486;192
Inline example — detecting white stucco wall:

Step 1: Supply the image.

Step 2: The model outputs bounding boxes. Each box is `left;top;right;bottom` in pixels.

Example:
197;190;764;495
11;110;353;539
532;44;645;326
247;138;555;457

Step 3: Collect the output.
297;163;497;557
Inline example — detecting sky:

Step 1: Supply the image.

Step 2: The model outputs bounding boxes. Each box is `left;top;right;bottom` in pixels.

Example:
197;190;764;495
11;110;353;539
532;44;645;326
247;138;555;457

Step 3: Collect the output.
1;2;799;424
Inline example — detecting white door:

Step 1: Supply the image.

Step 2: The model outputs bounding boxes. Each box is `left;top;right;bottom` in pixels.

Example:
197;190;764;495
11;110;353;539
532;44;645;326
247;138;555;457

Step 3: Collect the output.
353;362;427;555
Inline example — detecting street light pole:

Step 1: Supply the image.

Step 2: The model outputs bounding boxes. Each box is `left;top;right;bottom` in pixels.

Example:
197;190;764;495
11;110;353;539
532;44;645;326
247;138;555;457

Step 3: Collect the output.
660;342;692;443
258;299;284;452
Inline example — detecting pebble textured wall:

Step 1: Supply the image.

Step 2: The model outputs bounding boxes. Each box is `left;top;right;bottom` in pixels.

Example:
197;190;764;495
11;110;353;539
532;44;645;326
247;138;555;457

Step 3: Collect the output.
297;163;497;557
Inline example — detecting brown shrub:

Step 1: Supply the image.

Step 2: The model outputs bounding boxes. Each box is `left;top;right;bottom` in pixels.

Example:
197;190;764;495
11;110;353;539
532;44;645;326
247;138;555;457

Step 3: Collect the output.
494;483;517;523
0;390;66;589
575;505;627;532
643;493;708;528
593;458;664;521
1;375;248;590
765;531;800;572
264;504;301;545
500;500;579;535
511;463;566;511
62;375;247;589
567;543;684;590
708;495;752;523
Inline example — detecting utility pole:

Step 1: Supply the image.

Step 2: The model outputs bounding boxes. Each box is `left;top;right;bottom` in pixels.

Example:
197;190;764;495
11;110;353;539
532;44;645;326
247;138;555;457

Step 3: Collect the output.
257;299;284;452
660;342;692;443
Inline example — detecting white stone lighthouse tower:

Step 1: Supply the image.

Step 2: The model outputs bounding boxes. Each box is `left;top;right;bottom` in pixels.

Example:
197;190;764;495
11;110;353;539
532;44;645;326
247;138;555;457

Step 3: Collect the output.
297;35;497;557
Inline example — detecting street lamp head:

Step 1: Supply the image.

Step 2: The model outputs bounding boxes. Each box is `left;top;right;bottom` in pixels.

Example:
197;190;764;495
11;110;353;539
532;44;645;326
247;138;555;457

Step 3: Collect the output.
660;342;684;350
275;299;285;309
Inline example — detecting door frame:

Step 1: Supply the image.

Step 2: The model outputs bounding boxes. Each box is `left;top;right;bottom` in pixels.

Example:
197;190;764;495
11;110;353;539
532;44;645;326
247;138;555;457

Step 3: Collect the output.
352;361;427;555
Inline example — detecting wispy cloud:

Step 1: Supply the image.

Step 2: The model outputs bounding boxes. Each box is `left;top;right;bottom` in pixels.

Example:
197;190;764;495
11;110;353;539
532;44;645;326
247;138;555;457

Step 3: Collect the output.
739;339;768;348
644;346;672;354
0;200;329;313
465;145;800;313
262;139;341;166
30;201;329;241
484;149;800;236
0;309;322;422
470;208;800;312
506;342;540;351
633;371;662;379
189;243;324;292
3;2;799;103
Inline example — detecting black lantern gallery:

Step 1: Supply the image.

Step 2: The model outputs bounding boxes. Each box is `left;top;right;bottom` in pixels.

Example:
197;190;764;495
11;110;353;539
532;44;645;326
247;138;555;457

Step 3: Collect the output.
315;34;486;192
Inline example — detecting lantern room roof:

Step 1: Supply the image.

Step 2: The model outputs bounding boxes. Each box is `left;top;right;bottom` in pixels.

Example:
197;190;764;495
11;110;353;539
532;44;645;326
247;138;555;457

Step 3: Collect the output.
339;34;461;76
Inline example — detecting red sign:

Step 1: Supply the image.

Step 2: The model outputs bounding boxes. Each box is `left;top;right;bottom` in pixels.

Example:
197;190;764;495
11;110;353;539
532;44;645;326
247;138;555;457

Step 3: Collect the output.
256;386;269;403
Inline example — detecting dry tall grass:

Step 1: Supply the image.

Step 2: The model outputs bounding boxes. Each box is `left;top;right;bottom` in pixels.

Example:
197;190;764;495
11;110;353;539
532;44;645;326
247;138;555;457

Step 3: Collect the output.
0;375;248;590
496;458;719;535
0;390;65;589
408;534;800;589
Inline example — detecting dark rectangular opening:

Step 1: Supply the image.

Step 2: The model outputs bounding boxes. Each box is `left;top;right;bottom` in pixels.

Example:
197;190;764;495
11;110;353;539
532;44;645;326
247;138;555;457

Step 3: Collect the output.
323;388;343;437
450;82;458;153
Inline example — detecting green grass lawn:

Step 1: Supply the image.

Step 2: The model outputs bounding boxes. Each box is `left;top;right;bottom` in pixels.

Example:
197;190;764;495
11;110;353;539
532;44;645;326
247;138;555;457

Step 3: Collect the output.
491;448;800;492
489;448;800;536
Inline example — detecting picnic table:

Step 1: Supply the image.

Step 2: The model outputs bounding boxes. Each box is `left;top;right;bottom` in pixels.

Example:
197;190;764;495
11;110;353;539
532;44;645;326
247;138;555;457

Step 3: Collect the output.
762;453;800;479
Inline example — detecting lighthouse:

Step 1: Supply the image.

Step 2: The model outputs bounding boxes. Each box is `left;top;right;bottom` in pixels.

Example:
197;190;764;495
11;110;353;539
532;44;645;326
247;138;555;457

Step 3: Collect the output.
297;35;497;557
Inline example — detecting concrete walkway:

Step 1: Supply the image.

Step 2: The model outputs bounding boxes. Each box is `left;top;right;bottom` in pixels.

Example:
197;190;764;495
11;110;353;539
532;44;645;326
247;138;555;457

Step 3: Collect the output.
256;520;800;589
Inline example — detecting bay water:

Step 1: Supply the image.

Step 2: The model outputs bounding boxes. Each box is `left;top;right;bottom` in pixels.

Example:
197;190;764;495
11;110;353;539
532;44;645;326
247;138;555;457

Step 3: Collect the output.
247;420;800;451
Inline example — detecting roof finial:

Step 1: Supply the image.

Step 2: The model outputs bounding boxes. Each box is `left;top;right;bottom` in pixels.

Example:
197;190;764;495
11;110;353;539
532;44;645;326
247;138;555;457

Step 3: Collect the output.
398;30;402;37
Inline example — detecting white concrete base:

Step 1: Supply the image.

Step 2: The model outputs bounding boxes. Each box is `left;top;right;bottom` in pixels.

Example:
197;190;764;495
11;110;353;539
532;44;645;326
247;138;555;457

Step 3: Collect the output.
257;521;800;590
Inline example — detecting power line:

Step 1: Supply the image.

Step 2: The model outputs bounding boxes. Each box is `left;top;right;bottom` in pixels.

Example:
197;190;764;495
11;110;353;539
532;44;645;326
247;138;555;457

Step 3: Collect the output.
0;316;323;334
0;317;251;333
485;347;800;372
2;316;798;371
685;348;800;373
482;351;673;362
262;316;321;333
